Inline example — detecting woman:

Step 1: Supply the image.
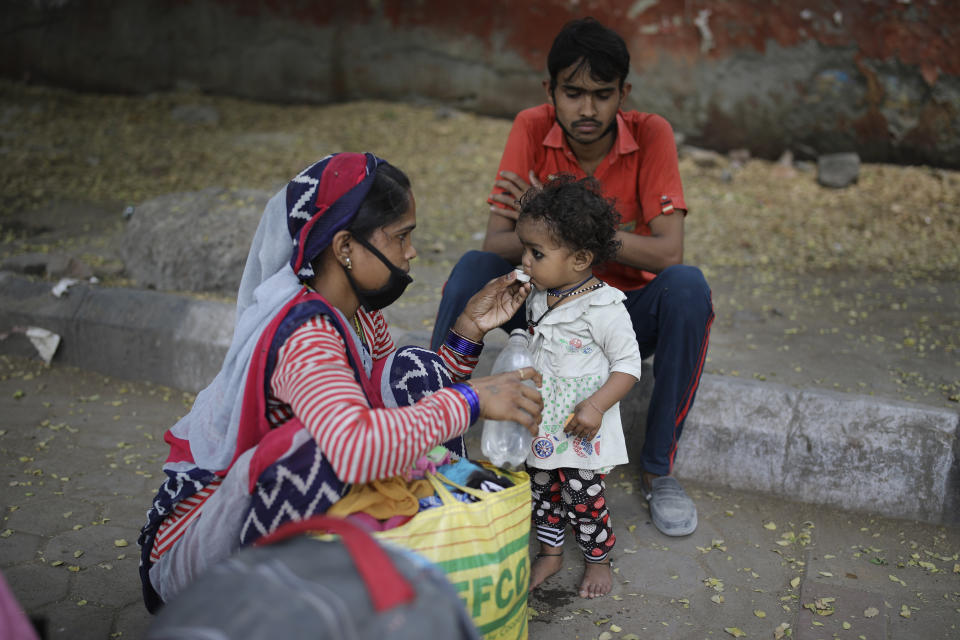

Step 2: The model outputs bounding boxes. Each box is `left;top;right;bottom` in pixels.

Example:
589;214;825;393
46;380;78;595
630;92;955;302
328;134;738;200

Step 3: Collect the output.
138;153;543;611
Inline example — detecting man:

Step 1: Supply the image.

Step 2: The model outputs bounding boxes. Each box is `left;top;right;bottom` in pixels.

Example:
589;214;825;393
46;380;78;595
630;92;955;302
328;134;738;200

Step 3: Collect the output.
431;17;713;537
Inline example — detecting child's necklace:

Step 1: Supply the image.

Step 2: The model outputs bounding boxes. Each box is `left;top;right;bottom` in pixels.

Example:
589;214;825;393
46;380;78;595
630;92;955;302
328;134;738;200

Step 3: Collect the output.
527;277;605;334
547;275;593;297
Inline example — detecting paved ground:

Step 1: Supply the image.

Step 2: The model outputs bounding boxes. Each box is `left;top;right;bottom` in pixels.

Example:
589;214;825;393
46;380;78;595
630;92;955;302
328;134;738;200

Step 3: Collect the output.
1;356;958;640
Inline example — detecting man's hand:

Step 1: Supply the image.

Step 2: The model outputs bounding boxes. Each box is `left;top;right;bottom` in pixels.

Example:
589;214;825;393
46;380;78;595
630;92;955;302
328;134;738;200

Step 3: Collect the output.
452;270;531;340
488;170;543;221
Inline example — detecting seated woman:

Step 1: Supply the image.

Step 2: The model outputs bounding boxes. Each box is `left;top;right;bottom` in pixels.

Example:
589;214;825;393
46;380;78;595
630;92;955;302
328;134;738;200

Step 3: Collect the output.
138;153;543;612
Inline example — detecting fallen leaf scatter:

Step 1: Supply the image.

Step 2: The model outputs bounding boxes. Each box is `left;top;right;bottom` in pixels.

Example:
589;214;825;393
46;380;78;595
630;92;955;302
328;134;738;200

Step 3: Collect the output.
803;596;836;616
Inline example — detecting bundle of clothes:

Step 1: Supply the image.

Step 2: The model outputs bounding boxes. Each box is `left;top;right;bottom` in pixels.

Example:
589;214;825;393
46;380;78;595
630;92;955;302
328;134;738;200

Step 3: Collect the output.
328;446;515;532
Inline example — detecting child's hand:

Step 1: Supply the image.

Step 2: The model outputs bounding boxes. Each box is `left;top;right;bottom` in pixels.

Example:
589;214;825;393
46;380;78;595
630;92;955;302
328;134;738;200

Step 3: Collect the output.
562;400;604;440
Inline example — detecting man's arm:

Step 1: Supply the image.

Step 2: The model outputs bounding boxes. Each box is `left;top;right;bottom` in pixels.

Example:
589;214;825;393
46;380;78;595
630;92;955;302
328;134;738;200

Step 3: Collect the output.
614;113;687;274
481;206;522;262
614;210;685;274
481;108;547;264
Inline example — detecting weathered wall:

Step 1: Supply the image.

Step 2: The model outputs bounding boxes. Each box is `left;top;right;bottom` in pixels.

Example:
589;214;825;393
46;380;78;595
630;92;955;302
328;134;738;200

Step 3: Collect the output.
3;0;958;167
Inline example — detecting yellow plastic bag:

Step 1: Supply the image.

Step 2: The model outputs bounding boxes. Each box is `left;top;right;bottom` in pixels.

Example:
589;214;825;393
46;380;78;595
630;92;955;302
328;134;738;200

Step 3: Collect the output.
376;464;531;640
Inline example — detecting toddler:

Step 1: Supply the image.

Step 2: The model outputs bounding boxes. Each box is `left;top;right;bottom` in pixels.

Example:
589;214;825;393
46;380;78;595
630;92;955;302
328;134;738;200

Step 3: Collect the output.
516;175;643;599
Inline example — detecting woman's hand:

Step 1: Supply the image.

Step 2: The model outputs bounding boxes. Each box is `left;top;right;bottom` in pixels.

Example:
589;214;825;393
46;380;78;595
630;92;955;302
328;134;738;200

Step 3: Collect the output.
452;270;531;341
562;399;604;441
470;367;543;435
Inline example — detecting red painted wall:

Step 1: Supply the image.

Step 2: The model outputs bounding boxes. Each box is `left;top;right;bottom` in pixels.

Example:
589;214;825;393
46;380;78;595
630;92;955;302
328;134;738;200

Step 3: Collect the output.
3;0;957;165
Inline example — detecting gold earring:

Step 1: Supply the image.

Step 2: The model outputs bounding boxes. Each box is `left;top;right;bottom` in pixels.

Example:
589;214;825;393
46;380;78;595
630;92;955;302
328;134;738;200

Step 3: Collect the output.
344;257;352;270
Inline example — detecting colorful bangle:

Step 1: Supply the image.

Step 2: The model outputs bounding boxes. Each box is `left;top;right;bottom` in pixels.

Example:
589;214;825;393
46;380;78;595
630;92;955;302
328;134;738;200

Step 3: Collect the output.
450;382;480;425
444;329;484;357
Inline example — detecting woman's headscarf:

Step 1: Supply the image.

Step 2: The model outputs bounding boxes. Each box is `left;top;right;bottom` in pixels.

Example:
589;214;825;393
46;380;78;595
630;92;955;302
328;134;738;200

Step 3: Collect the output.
166;152;386;475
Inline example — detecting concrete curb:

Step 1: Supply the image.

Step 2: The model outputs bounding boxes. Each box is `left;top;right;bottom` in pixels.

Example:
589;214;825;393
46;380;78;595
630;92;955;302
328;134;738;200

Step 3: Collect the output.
2;271;957;525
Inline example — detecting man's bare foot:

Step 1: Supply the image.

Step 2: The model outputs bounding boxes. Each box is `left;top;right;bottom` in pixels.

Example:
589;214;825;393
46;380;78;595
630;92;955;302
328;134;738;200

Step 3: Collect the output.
578;559;612;598
529;549;563;591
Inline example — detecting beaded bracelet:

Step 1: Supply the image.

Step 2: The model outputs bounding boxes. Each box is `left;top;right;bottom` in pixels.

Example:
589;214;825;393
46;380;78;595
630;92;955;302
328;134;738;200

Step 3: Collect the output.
444;329;484;357
449;382;480;425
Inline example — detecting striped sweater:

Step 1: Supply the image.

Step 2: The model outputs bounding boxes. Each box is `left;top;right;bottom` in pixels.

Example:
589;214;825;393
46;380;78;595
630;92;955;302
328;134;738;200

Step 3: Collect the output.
151;309;478;562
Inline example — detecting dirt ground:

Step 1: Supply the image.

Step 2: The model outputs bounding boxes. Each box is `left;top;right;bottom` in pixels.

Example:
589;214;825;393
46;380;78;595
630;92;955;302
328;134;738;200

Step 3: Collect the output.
1;80;958;408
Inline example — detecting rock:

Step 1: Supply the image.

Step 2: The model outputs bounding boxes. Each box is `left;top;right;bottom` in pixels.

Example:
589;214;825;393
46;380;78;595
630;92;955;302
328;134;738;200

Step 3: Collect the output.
170;104;220;126
728;148;751;167
1;252;50;276
772;150;797;178
47;255;95;280
0;252;92;279
817;152;860;188
683;145;726;168
121;187;271;294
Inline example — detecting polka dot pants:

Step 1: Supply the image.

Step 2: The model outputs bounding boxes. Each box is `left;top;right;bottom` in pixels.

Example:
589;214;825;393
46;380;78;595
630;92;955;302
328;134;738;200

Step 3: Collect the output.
528;466;615;562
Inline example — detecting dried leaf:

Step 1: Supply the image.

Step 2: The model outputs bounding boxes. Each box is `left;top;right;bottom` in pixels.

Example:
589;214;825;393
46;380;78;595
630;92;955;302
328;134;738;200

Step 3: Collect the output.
753;610;766;618
899;604;911;618
864;607;879;618
763;521;777;530
114;539;129;547
723;627;747;638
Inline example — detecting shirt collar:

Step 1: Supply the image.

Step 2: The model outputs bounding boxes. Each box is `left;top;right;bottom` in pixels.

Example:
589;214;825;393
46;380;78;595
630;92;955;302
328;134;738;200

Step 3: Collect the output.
542;110;640;157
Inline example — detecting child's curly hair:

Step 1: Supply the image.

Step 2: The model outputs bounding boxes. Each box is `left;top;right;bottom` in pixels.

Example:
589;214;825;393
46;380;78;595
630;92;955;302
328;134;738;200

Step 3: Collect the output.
518;174;622;265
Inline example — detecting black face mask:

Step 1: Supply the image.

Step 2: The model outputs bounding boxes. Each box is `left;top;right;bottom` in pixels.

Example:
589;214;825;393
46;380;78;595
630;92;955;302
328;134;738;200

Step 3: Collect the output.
345;235;413;311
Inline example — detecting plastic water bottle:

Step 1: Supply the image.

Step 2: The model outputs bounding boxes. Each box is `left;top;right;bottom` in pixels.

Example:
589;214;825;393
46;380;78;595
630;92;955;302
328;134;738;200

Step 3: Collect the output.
481;329;536;469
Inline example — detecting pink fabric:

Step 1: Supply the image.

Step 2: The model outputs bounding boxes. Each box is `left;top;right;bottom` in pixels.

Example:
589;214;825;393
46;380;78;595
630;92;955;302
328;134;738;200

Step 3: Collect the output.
345;512;413;532
0;570;39;640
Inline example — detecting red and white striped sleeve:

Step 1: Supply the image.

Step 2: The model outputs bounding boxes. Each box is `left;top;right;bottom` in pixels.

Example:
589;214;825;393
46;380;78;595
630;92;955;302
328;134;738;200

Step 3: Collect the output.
360;308;478;382
359;309;395;361
270;314;471;484
437;343;480;382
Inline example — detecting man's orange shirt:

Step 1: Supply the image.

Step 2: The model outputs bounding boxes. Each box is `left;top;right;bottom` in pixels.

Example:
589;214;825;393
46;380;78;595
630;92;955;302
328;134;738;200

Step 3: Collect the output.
489;104;687;291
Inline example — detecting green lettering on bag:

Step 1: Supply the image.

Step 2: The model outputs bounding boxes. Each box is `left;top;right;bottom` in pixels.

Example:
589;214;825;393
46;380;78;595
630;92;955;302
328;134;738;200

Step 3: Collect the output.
474;579;529;636
513;555;528;597
495;566;513;607
472;575;494;617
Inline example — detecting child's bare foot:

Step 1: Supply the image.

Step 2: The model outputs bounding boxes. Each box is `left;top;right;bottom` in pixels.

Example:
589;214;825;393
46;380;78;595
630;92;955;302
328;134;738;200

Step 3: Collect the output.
529;548;563;591
578;559;612;598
